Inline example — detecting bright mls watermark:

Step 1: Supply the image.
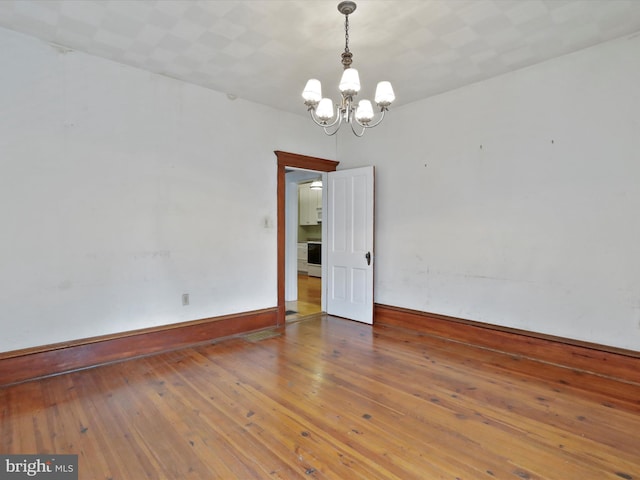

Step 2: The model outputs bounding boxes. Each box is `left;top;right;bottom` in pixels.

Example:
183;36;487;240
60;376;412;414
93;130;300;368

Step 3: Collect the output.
0;455;77;479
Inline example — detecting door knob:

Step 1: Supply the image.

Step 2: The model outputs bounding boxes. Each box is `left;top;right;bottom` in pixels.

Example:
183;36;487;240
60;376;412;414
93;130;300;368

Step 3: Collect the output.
365;251;371;266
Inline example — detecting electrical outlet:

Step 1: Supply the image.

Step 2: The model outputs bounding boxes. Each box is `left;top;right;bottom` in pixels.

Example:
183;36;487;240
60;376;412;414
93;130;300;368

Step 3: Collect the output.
182;293;189;306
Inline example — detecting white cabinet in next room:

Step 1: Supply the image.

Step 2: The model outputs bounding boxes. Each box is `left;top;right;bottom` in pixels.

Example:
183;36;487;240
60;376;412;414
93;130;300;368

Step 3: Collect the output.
298;182;322;226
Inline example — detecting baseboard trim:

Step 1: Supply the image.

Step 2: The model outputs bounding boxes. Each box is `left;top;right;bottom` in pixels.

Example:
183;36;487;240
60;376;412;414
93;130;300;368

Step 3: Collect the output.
0;308;278;387
374;304;639;384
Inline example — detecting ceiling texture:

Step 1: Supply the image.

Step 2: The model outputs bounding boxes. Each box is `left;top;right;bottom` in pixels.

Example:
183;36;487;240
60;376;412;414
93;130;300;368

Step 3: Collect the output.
2;0;640;116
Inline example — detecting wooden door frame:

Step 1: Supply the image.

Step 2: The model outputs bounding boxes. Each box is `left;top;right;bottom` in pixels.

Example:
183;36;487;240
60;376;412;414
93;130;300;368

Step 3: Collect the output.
274;151;339;325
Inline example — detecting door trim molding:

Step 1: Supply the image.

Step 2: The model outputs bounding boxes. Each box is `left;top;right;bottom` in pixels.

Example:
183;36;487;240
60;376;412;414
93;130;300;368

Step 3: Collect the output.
275;151;339;325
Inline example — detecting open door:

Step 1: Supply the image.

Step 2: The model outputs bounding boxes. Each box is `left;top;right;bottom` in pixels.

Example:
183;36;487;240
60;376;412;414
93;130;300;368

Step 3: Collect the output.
326;166;374;324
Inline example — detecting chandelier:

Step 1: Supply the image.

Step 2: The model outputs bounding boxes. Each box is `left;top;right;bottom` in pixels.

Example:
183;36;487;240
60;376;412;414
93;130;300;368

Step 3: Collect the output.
302;1;395;137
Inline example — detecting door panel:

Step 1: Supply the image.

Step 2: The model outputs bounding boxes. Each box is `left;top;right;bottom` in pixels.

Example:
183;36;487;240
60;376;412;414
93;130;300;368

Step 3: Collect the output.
332;266;347;300
326;166;374;324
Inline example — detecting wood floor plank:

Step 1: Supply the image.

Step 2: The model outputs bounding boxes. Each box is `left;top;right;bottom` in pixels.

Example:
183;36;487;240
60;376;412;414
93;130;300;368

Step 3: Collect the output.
223;335;495;478
286;274;322;319
1;315;639;479
203;342;431;479
154;347;315;479
183;341;404;480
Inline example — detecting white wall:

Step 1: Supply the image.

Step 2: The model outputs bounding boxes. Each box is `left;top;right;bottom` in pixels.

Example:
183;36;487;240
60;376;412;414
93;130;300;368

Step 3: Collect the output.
0;27;334;352
337;34;640;351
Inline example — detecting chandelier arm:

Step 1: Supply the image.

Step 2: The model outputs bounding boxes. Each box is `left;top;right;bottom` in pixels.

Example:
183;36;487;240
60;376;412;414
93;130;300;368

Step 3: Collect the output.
345;103;366;136
323;111;344;136
353;107;388;129
308;108;341;129
349;121;366;137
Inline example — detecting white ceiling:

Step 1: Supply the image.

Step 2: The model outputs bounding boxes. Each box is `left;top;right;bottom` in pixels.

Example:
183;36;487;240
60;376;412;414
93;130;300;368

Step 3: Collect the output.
2;0;640;115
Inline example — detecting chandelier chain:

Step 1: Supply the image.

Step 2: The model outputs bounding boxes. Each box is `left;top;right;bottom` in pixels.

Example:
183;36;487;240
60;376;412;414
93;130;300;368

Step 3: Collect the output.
341;13;353;69
344;14;350;53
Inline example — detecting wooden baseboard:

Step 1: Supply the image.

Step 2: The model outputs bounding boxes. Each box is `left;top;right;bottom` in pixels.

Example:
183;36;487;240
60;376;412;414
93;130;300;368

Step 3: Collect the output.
374;304;640;384
0;308;278;387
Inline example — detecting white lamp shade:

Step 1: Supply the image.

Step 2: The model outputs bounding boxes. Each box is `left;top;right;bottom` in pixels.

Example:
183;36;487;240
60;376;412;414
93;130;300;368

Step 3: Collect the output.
375;81;395;106
316;98;334;121
339;68;361;95
310;180;322;190
302;79;322;104
355;100;374;123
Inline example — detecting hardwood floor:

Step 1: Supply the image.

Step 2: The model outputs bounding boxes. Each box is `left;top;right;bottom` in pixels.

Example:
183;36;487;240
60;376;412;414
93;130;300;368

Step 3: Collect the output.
1;316;639;479
286;273;322;320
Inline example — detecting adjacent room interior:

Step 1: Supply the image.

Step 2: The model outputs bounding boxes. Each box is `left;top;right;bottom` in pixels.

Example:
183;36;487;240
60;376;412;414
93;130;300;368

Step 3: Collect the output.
285;170;324;321
1;1;639;478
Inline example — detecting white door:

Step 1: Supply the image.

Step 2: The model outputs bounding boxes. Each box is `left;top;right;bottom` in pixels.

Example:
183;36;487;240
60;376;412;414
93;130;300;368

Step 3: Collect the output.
326;166;374;324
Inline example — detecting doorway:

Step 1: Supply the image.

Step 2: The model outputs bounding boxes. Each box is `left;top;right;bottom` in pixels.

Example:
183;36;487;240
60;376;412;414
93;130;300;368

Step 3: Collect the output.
275;151;338;326
285;173;323;321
